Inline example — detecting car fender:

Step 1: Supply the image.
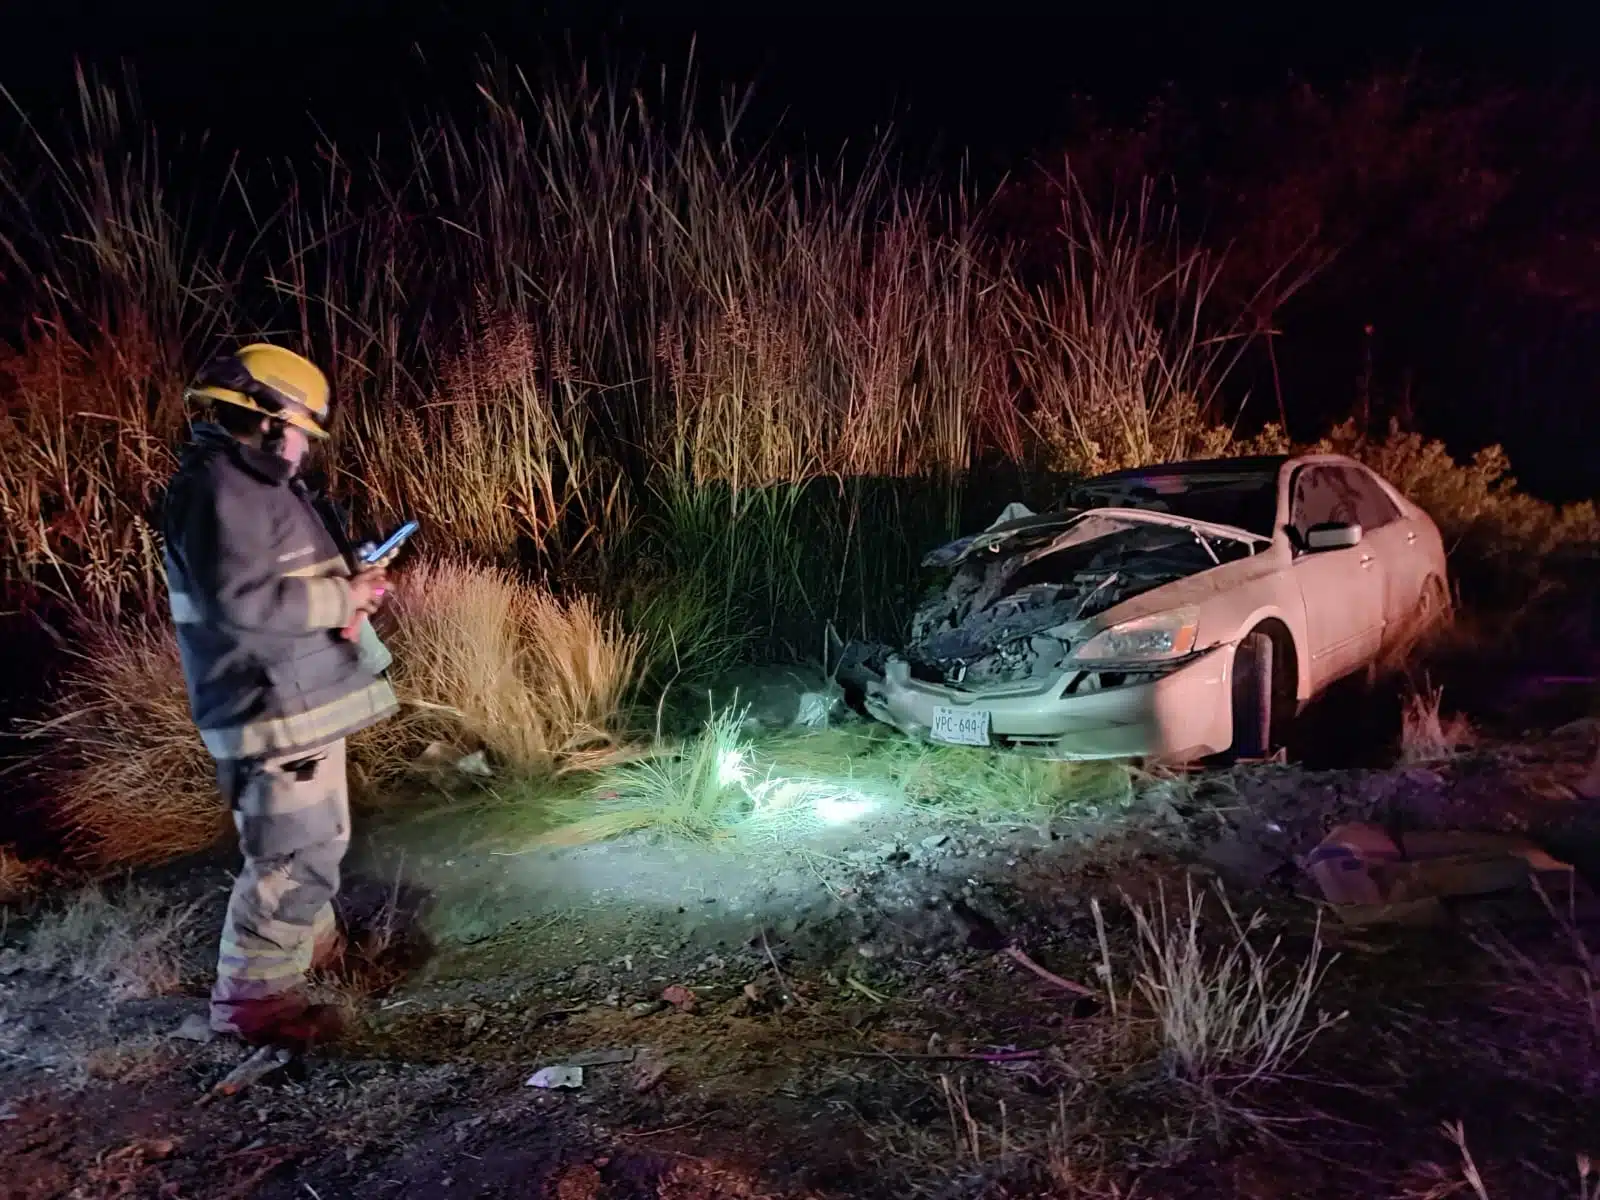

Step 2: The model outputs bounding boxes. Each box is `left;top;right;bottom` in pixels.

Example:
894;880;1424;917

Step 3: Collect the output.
1083;546;1313;702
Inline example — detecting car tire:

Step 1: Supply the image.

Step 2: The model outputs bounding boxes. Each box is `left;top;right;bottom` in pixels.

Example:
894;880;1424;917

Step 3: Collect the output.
1231;631;1274;760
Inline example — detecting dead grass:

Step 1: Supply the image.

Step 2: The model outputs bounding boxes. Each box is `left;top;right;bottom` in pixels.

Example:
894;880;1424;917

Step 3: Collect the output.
0;71;230;621
1095;879;1345;1100
1474;880;1599;1088
0;846;45;903
22;882;200;1000
19;618;223;868
1399;1123;1600;1200
1004;180;1267;477
342;311;623;564
355;557;643;784
1400;680;1477;765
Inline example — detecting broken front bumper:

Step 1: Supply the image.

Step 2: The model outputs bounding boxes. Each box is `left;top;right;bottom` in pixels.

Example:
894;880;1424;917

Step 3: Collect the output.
861;646;1234;764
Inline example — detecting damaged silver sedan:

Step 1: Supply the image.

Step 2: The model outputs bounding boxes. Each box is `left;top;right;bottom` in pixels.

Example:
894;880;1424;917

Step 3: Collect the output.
859;454;1449;764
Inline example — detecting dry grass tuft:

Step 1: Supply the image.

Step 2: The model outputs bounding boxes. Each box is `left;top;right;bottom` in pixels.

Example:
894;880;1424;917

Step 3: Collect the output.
357;557;643;784
23;882;200;1000
1400;680;1477;765
20;618;223;868
1401;1122;1600;1200
1096;879;1345;1100
0;847;46;903
541;705;754;845
344;312;621;564
1474;879;1599;1087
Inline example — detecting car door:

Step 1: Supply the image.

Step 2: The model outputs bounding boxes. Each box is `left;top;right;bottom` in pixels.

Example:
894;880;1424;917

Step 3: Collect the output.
1336;464;1424;626
1288;465;1388;687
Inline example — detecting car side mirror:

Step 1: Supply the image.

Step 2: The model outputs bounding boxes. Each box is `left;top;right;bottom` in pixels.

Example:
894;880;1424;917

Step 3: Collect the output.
1305;521;1364;551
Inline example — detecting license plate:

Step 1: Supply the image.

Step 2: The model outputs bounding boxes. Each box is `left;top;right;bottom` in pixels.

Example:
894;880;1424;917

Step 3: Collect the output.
930;707;991;747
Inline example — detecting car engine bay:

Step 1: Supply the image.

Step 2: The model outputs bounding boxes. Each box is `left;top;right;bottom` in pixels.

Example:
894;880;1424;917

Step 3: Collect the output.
905;514;1260;689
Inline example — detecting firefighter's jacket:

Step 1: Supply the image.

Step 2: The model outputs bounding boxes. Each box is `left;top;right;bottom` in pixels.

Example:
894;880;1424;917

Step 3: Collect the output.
162;423;398;761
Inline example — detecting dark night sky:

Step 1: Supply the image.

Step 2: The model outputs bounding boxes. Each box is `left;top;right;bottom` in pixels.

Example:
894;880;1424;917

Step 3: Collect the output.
5;2;1600;500
7;2;1598;176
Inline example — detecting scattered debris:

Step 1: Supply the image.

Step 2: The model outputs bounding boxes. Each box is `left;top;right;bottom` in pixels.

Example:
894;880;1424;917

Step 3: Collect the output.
695;664;846;733
660;984;697;1013
811;1042;1046;1063
843;975;890;1005
630;1049;670;1094
554;1162;603;1200
1002;945;1098;999
170;1012;217;1044
628;1000;666;1019
461;1010;487;1040
1304;822;1577;925
415;741;494;779
207;1046;291;1099
526;1065;585;1090
565;1047;636;1068
455;750;493;778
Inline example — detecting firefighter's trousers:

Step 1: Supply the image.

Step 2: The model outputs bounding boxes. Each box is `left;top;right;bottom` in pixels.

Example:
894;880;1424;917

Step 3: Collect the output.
210;739;348;1035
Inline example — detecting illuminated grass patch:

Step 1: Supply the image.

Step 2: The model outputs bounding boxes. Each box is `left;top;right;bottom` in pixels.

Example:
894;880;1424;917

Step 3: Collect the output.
529;716;1139;847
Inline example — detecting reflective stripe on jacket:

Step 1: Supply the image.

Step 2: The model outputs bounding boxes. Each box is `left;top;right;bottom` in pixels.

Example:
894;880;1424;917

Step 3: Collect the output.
162;423;398;761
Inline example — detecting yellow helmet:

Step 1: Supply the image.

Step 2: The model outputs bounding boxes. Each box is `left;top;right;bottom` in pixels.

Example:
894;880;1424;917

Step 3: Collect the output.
187;343;332;439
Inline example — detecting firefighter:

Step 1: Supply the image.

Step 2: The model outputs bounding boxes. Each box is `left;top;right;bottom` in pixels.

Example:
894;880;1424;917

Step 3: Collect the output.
163;344;398;1046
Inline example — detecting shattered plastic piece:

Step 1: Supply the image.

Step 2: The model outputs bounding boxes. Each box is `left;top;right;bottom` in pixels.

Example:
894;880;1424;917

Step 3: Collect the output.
1304;822;1576;924
630;1049;669;1093
171;1012;217;1043
526;1065;585;1089
416;741;464;768
989;502;1036;527
661;984;697;1013
210;1046;288;1097
455;750;493;778
796;691;838;729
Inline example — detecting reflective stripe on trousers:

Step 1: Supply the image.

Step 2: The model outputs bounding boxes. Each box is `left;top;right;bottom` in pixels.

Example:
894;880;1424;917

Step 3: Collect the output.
210;739;349;1034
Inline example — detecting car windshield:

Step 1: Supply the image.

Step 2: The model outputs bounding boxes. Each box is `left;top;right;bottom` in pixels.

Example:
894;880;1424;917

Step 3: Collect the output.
1071;468;1280;538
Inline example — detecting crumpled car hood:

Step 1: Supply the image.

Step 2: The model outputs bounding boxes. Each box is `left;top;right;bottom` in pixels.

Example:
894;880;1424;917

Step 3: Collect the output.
903;506;1266;689
922;506;1264;569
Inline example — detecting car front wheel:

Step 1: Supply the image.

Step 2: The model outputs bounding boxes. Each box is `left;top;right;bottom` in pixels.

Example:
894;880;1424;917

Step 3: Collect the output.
1230;630;1275;760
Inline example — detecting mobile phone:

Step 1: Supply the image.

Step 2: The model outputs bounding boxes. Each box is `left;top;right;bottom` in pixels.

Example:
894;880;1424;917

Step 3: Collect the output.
360;519;419;566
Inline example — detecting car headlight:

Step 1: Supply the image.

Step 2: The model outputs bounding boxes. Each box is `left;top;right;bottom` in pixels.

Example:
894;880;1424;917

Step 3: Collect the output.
1071;609;1200;664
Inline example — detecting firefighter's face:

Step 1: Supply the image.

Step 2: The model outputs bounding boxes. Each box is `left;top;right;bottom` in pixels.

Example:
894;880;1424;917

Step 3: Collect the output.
265;420;312;472
280;423;312;471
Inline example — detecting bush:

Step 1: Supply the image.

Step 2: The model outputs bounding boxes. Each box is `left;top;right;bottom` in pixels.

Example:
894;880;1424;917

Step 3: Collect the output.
0;846;45;903
355;557;643;783
20;619;222;868
1240;419;1600;566
21;883;200;1000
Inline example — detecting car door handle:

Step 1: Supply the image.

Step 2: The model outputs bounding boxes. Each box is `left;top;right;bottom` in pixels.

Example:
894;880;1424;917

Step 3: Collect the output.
1406;531;1417;544
1360;554;1375;566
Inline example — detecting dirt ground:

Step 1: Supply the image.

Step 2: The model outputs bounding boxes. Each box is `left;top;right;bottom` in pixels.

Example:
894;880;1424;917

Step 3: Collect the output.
4;632;1600;1198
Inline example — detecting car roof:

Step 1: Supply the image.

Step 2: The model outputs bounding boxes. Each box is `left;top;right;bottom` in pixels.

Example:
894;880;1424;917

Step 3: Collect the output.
1085;455;1289;484
1085;452;1375;486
